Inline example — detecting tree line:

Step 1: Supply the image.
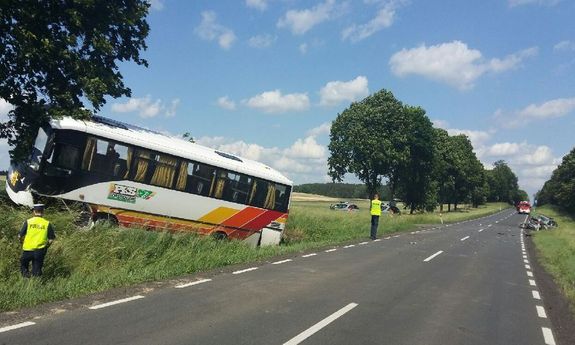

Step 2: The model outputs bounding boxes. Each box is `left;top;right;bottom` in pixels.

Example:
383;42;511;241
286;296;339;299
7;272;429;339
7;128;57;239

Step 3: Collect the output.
328;89;526;214
294;183;390;200
536;147;575;213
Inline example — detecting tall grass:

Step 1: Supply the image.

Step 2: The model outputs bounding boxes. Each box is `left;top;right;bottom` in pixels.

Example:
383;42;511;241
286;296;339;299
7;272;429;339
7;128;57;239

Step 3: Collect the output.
0;192;509;312
531;206;575;308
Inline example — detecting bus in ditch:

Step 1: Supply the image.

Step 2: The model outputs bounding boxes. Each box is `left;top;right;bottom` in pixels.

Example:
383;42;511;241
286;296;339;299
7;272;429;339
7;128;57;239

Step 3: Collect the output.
6;116;292;246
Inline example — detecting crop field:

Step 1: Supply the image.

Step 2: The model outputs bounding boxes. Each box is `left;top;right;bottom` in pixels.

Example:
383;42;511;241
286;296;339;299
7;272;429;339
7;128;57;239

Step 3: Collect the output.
0;189;509;312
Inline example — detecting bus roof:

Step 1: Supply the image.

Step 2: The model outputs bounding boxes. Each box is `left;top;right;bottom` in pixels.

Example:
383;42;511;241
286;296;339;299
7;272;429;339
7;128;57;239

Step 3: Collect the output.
50;116;293;186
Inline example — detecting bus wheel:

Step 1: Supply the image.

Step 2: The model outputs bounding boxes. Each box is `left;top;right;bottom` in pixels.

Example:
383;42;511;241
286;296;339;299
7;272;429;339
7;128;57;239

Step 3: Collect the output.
212;231;228;241
91;213;119;228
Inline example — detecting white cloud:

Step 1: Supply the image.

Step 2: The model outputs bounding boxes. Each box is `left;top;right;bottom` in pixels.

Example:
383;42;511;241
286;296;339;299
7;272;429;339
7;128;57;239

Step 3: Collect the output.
518;97;575;119
217;96;236;111
111;95;179;118
389;41;538;90
495;97;575;128
244;90;310;113
509;0;561;7
248;34;277;48
554;40;575;52
246;0;268;11
285;136;325;159
195;11;236;50
486;142;523;156
0;138;10;169
319;76;369;106
299;43;308;55
307;122;331;136
0;98;14;122
342;1;402;42
148;0;164;11
446;128;493;149
277;0;342;35
165;99;180;117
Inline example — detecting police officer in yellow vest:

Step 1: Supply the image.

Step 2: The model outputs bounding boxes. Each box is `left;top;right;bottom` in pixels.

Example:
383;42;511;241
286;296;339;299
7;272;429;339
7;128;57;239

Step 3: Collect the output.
18;204;55;277
370;193;382;240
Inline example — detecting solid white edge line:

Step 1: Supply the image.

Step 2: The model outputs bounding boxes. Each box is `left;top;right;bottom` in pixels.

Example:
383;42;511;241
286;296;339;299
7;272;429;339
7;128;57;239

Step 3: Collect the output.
532;290;541;300
272;259;293;265
542;327;556;345
89;295;145;310
283;303;358;345
536;305;547;318
325;249;337;253
460;236;470;241
302;253;317;258
175;278;212;289
233;267;259;275
0;321;36;333
423;251;444;262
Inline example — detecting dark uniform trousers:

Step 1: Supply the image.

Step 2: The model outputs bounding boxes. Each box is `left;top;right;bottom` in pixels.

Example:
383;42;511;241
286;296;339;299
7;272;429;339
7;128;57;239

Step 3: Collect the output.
20;248;48;277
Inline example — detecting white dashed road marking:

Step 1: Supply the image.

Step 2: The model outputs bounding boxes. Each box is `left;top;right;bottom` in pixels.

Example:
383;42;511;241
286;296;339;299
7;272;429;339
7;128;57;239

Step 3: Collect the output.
542;327;556;345
175;278;212;289
233;267;259;275
325;249;337;253
423;251;444;262
343;245;355;248
89;295;145;310
0;322;36;333
359;242;369;245
532;290;541;300
283;303;358;345
527;271;533;277
536;306;547;318
529;279;536;286
302;253;317;258
272;259;293;265
460;236;470;241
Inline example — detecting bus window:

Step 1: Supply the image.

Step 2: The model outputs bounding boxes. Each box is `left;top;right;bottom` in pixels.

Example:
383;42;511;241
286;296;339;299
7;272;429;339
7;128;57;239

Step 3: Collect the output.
150;154;178;188
186;162;215;196
248;179;269;208
219;171;252;204
48;143;80;171
274;184;290;212
133;149;152;183
82;137;131;178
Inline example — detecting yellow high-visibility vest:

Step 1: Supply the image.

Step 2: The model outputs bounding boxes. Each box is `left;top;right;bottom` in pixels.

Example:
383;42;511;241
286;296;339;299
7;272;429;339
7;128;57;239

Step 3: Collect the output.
22;217;50;251
370;199;382;216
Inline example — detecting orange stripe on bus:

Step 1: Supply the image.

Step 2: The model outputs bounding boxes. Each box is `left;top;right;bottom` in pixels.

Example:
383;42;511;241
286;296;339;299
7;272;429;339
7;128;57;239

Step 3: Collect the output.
198;207;240;225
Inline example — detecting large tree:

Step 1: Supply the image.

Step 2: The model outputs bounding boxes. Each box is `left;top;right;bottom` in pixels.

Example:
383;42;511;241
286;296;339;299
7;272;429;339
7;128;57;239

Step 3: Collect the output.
328;89;407;197
537;147;575;212
395;106;435;213
0;0;150;161
486;160;519;204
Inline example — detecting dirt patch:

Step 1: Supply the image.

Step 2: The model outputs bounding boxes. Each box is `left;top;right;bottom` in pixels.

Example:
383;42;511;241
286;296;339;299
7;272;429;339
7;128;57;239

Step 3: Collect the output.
526;232;575;345
291;192;342;202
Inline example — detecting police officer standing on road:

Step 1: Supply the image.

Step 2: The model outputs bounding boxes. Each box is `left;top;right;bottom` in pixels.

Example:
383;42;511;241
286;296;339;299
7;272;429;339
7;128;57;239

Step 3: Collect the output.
370;193;382;240
18;204;55;277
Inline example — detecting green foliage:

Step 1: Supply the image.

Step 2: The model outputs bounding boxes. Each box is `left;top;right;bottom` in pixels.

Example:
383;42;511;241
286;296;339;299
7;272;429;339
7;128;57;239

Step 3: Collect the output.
0;0;150;161
293;183;390;200
537;147;575;213
532;205;575;308
328;89;406;196
486;160;519;204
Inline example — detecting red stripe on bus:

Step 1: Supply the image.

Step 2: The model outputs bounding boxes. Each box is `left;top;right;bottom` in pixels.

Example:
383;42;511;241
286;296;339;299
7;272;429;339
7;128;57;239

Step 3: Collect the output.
242;210;285;231
221;207;267;228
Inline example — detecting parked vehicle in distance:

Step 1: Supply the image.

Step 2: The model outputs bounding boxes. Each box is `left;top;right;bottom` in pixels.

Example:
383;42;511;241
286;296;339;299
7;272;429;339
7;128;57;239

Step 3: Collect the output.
517;201;531;214
329;202;359;211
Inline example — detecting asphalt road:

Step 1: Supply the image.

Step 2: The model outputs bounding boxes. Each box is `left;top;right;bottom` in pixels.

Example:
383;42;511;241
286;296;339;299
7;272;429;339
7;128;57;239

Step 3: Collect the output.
0;210;558;345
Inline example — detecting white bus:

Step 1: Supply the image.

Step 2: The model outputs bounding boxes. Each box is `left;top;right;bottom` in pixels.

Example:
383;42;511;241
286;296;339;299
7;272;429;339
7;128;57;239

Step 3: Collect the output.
6;116;292;246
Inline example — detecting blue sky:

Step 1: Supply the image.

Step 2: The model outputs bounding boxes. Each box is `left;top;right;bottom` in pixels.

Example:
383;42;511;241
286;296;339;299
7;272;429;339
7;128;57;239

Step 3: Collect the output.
1;0;574;198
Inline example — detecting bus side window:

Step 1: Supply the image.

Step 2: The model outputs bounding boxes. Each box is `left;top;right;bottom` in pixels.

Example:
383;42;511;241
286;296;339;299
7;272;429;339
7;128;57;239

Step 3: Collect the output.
133;149;152;183
226;172;251;204
49;143;80;170
249;179;269;209
212;170;227;199
274;184;290;212
150;154;178;188
82;137;131;178
187;163;215;196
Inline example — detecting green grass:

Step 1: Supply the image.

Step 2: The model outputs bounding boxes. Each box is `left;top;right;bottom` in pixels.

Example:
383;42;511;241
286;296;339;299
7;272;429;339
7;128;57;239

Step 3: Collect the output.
0;192;509;312
531;205;575;308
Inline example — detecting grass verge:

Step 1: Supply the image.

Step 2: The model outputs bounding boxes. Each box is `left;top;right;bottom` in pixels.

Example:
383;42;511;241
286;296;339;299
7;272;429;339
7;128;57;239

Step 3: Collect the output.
531;205;575;309
0;194;509;312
